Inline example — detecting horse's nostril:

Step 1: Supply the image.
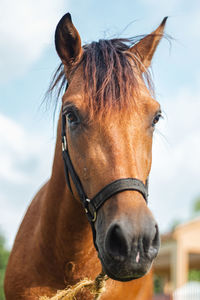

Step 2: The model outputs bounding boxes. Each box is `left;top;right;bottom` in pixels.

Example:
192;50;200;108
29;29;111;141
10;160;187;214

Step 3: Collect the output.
105;224;128;261
145;224;160;260
104;221;160;263
152;224;160;248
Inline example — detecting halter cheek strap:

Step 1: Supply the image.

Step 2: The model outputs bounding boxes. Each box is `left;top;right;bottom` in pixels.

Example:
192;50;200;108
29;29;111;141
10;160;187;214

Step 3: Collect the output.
61;111;149;250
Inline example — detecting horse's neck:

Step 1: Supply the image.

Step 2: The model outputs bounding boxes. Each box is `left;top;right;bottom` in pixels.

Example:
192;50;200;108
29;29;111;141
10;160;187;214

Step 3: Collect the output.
39;114;98;280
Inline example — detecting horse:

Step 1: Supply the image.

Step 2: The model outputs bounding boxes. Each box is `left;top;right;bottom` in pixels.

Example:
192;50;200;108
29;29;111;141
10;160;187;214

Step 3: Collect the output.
4;13;167;300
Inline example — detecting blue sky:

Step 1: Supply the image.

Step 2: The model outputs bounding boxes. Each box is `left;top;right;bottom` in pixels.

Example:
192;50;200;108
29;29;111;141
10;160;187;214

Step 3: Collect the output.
1;0;200;248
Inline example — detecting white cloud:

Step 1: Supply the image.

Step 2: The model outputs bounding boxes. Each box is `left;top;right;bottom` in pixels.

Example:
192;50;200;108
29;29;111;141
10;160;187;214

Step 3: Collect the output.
0;115;27;182
0;113;54;248
0;114;53;182
0;0;65;82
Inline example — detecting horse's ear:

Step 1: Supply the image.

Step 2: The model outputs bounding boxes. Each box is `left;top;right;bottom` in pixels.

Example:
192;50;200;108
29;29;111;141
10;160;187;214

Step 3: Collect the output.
130;17;168;72
55;13;82;68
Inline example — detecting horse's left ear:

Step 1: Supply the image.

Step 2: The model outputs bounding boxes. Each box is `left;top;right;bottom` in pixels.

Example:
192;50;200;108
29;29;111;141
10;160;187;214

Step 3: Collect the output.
129;17;168;72
55;13;82;68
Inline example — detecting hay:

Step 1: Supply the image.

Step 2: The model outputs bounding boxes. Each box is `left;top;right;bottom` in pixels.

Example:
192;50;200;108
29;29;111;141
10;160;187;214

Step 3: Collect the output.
40;272;108;300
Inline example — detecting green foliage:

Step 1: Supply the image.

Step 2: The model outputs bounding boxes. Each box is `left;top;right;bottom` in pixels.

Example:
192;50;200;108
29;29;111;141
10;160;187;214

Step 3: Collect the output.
170;219;181;231
154;274;164;294
0;232;10;300
188;269;200;282
193;196;200;214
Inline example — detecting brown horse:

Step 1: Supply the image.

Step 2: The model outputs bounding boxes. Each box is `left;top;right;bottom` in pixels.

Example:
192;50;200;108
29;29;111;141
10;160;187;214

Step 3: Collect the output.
4;13;167;300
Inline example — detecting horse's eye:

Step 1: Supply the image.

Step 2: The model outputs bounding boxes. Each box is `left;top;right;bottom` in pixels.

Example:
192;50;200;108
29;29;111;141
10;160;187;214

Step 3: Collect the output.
152;112;162;127
66;111;79;125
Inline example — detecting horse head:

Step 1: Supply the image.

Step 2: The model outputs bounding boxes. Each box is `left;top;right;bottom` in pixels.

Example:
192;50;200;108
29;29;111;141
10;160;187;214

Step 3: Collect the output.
54;13;166;282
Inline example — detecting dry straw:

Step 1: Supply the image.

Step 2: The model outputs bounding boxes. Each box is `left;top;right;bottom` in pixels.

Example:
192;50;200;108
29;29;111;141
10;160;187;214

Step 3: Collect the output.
40;272;108;300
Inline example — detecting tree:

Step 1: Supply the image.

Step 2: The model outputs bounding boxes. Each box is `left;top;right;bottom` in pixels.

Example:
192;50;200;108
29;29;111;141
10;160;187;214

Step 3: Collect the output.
0;232;10;300
170;219;182;231
192;196;200;214
188;269;200;282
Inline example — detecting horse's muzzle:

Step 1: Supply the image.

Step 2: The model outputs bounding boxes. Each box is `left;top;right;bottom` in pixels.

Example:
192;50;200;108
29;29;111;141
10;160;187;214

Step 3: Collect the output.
97;218;160;281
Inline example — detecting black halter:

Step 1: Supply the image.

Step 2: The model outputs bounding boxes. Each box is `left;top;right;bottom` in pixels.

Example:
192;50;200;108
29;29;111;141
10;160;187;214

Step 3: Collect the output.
61;86;149;249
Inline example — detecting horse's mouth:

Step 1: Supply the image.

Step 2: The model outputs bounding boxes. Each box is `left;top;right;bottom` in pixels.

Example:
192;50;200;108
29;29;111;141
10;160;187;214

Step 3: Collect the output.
98;252;149;282
102;264;144;282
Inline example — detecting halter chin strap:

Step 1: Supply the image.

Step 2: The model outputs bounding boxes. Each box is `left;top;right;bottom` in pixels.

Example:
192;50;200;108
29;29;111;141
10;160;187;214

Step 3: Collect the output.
61;109;149;250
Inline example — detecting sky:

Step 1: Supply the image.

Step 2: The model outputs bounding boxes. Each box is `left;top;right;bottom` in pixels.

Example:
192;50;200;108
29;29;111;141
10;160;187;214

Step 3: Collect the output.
0;0;200;248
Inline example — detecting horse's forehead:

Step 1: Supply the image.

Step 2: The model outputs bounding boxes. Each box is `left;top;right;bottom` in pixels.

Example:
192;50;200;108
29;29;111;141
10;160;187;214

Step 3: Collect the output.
62;81;84;109
63;65;159;117
63;90;158;117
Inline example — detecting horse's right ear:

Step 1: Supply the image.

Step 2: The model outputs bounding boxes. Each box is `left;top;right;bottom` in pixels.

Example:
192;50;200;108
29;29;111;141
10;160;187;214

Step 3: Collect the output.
55;13;82;68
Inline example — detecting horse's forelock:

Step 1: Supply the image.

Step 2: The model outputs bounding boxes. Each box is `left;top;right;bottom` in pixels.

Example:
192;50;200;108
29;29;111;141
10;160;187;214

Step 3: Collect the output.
46;37;154;118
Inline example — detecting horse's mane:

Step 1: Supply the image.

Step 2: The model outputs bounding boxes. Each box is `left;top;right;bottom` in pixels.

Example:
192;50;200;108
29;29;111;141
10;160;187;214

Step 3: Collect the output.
47;37;153;117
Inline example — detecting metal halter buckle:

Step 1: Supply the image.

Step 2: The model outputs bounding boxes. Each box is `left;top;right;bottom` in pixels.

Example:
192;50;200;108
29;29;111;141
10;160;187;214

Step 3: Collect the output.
62;136;67;151
85;198;97;222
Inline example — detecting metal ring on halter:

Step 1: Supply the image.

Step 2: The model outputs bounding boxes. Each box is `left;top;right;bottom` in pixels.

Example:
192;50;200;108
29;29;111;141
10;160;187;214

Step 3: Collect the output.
85;198;97;222
62;136;67;152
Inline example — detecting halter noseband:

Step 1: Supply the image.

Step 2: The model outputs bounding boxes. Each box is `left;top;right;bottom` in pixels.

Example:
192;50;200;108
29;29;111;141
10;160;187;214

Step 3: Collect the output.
61;85;149;249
